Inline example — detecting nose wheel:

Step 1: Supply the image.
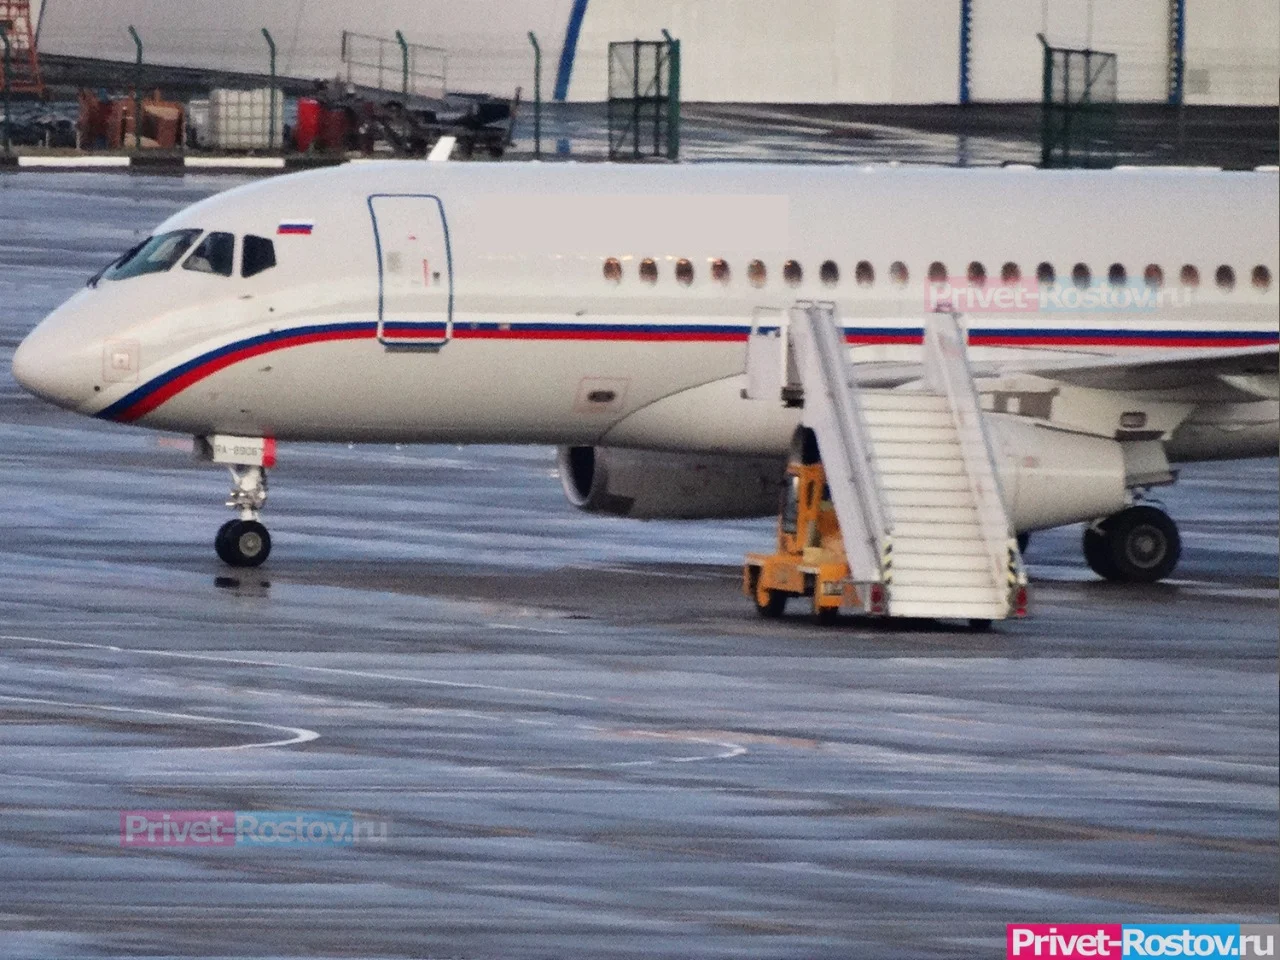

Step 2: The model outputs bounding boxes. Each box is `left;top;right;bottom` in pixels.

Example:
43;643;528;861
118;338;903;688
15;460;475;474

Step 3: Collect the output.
1082;505;1181;583
216;464;272;567
216;519;272;567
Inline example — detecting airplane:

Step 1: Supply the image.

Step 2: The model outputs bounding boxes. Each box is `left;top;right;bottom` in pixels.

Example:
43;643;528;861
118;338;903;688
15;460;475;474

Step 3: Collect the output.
10;162;1278;585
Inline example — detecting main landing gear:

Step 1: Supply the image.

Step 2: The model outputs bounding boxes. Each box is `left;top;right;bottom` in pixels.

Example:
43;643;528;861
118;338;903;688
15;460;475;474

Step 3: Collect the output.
215;464;272;567
1082;504;1181;583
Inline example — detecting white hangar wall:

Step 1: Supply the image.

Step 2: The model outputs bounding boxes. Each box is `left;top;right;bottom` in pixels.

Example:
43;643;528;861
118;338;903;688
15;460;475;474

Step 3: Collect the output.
970;0;1279;105
565;0;962;103
32;0;1280;105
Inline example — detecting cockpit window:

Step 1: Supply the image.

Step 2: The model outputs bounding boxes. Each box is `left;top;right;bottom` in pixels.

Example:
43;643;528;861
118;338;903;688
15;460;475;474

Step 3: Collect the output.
183;232;235;277
242;235;277;278
105;229;203;281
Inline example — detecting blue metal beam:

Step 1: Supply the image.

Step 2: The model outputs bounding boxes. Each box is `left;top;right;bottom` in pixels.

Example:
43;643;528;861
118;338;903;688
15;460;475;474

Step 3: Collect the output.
1167;0;1186;105
959;0;973;104
553;0;590;101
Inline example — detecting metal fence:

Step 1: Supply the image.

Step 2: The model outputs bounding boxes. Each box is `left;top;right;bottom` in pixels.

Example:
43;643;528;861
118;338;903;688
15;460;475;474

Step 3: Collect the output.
341;30;446;100
1039;34;1117;168
607;39;678;161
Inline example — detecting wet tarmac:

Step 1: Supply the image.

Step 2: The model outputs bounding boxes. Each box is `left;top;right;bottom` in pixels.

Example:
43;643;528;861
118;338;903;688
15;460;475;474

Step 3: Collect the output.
0;176;1277;958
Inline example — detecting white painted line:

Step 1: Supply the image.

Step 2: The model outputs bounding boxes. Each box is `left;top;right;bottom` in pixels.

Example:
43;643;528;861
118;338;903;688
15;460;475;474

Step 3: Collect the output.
184;156;286;169
0;693;319;751
427;136;456;162
0;634;597;701
17;155;131;168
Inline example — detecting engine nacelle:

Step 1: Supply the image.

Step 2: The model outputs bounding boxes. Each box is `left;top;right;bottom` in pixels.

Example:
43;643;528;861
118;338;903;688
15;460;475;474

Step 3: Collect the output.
557;446;785;520
989;414;1128;532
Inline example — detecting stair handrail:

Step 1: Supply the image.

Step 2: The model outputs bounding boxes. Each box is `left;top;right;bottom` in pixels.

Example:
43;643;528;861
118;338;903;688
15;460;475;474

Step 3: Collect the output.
922;311;1027;603
789;302;893;580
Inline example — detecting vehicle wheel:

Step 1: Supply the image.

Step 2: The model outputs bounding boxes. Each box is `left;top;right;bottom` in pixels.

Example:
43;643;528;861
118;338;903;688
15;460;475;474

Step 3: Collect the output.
1017;531;1030;554
1082;522;1119;580
215;519;271;568
1103;505;1180;583
754;589;787;619
813;606;839;626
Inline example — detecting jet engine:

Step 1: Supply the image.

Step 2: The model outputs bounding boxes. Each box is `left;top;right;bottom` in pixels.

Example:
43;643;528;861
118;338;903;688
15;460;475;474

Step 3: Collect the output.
557;446;785;520
988;414;1128;531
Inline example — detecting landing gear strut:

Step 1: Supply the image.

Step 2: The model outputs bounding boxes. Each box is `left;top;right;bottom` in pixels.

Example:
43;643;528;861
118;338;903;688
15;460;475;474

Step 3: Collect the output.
1082;505;1180;583
215;465;271;567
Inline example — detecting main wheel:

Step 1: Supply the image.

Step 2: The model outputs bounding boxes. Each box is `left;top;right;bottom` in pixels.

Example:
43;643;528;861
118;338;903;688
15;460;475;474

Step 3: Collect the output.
1082;522;1119;580
1101;505;1180;583
215;519;272;568
754;589;788;619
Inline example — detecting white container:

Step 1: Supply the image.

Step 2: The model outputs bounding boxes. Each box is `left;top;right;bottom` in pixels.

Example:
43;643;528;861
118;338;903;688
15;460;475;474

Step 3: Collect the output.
208;88;284;151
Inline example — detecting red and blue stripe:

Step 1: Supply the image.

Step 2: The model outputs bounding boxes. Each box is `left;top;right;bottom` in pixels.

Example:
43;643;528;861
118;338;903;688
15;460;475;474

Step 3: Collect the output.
94;320;1278;423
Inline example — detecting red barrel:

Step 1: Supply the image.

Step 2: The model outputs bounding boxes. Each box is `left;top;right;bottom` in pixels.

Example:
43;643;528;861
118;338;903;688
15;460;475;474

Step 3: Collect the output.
295;98;321;152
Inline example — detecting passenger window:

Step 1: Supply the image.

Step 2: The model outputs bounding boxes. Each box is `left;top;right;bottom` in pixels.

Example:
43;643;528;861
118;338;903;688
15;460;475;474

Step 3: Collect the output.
710;258;731;284
603;257;622;283
783;260;803;286
855;261;874;286
819;260;839;286
675;258;694;286
967;261;986;286
889;261;909;285
1144;264;1164;288
1180;264;1200;288
1215;265;1235;291
106;229;203;280
1001;262;1021;284
1108;263;1127;286
1071;263;1091;289
242;235;277;278
747;259;767;287
183;232;235;277
1036;262;1055;285
927;261;947;284
1253;265;1272;291
639;258;658;284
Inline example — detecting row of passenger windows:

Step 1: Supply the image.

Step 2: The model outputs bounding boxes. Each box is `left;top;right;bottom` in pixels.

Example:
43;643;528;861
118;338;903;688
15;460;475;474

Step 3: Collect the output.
102;229;277;283
601;256;1274;292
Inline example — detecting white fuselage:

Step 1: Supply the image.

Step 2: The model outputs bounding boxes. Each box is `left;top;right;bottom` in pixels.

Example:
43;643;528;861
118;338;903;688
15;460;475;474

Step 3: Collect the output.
12;163;1280;461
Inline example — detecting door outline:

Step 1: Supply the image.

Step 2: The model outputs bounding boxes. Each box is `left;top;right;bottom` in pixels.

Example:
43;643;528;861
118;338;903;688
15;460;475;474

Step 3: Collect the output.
367;193;454;348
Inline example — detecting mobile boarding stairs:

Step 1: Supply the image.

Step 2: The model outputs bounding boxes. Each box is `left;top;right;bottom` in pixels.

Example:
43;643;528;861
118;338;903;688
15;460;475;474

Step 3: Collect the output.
745;303;1028;625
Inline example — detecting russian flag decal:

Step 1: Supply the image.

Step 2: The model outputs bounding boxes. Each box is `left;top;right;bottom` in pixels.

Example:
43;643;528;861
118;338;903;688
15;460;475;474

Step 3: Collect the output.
277;221;313;236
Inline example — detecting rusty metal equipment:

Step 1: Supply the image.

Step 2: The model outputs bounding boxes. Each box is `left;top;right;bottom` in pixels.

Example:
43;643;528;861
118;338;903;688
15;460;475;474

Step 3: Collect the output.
0;0;44;96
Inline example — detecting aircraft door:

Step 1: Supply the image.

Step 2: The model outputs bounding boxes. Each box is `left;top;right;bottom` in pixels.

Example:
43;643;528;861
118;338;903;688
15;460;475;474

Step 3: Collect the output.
369;194;453;347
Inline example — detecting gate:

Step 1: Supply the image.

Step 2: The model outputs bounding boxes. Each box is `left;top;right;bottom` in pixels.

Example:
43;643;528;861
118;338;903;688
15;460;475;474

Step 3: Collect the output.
368;194;453;347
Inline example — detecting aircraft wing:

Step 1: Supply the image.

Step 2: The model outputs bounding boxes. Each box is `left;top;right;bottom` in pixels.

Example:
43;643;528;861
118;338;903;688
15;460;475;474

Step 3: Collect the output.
854;344;1279;396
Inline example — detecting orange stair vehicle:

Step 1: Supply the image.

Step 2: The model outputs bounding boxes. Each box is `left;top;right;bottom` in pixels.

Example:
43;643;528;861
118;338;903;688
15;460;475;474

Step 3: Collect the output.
744;430;884;625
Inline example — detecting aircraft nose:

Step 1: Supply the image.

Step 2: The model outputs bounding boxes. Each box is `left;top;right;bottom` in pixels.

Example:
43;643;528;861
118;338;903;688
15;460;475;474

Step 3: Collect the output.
12;323;94;411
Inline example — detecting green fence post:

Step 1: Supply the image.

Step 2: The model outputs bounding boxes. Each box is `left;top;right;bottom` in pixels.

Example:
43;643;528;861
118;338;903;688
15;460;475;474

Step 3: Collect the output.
527;31;541;159
395;30;409;95
262;28;277;150
661;29;680;161
1;24;11;157
128;25;142;153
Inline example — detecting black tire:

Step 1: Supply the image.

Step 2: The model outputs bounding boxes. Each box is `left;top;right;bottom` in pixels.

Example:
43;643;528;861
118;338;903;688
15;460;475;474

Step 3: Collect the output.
1103;506;1180;583
813;606;840;626
1082;522;1119;580
1016;531;1030;554
755;589;788;619
215;519;271;568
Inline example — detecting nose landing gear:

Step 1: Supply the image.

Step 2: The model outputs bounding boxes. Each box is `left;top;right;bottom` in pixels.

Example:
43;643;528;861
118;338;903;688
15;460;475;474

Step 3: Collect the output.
215;464;272;567
1082;504;1181;583
195;436;276;568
